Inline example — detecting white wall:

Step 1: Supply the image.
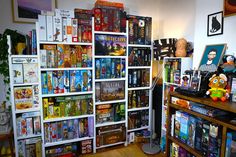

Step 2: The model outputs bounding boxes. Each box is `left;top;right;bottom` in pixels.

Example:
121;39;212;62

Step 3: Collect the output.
0;0;196;103
193;0;236;68
156;0;196;41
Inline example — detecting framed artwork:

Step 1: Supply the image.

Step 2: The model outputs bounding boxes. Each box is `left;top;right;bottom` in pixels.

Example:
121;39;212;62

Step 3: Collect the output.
224;0;236;17
198;44;227;72
207;11;223;36
12;0;56;23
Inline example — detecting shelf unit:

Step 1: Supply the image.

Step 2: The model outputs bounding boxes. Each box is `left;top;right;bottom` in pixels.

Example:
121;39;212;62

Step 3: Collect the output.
93;25;128;150
36;18;95;156
166;92;236;157
8;36;43;157
126;15;153;144
161;57;192;137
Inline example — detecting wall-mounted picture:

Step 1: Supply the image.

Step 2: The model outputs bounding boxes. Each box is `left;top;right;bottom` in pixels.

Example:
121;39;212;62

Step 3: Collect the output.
207;11;223;36
12;0;56;23
224;0;236;17
198;44;227;72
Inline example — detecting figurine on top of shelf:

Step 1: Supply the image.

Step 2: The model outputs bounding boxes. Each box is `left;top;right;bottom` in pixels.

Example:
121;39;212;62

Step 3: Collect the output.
175;38;187;57
221;54;236;73
206;73;229;102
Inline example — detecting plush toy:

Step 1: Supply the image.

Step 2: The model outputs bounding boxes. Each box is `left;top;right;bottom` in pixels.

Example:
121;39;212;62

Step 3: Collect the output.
206;74;229;101
221;55;236;72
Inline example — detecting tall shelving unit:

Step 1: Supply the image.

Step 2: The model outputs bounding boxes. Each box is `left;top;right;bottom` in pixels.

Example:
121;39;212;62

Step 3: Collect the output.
36;16;95;156
126;16;153;144
161;57;192;137
93;24;128;150
8;35;43;157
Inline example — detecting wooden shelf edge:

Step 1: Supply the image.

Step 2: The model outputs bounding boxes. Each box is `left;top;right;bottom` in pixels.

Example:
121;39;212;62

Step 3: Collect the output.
167;135;202;157
169;103;236;131
170;92;236;113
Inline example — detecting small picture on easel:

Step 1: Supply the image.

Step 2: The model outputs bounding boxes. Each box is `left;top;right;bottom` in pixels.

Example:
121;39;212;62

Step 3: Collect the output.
181;75;190;89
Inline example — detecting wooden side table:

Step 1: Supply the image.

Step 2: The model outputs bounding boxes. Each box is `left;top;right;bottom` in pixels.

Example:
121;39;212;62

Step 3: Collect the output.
0;130;14;157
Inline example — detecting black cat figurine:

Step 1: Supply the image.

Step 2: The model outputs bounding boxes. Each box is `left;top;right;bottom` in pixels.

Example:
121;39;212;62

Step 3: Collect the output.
210;16;221;33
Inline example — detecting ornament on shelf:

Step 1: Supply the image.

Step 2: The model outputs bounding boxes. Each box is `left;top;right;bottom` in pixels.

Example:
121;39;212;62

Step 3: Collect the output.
206;74;229;101
175;38;187;57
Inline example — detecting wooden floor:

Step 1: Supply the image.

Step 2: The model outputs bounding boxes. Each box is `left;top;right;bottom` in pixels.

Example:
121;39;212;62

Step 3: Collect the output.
81;144;165;157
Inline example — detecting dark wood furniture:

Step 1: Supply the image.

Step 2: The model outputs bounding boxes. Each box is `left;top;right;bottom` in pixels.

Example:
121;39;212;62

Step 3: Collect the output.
0;130;14;157
166;91;236;157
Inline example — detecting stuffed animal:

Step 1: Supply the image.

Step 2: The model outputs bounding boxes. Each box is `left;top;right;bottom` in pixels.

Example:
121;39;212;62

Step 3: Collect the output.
221;55;236;72
206;74;229;101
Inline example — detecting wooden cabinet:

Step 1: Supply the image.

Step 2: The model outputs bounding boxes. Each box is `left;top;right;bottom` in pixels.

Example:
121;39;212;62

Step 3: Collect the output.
166;92;236;157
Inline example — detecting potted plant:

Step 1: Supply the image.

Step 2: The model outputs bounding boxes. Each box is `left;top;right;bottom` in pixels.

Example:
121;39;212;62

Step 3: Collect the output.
0;29;25;101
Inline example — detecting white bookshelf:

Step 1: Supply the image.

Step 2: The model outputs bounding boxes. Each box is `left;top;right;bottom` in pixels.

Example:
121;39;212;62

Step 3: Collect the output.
93;21;128;150
39;41;92;46
8;36;43;157
36;18;96;156
44;137;94;147
126;22;153;142
161;57;193;136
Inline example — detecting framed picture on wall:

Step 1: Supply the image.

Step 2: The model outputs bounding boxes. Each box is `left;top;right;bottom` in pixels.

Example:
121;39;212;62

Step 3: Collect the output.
224;0;236;17
12;0;57;23
198;44;227;72
207;11;223;36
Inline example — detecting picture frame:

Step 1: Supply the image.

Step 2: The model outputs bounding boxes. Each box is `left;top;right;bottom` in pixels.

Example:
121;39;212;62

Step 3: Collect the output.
224;0;236;17
12;0;57;23
198;44;227;72
207;11;223;36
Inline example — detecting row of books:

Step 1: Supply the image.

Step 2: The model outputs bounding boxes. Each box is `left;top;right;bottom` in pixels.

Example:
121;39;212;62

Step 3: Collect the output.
128;90;149;109
45;143;77;157
12;57;38;84
225;131;236;157
96;103;125;124
45;139;93;156
171;97;228;117
128;110;149;130
43;95;93;120
38;9;92;43
128;69;150;88
164;59;181;84
95;81;125;102
16;112;41;137
173;110;222;157
93;7;126;33
40;44;92;68
128;47;151;66
128;15;152;45
95;58;125;79
18;138;42;157
96;123;126;147
13;29;37;55
44;117;94;144
170;143;195;157
41;70;92;95
14;85;39;110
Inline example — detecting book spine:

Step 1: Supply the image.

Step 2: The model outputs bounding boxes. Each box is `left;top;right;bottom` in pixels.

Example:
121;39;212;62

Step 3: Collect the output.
46;15;54;41
38;15;47;41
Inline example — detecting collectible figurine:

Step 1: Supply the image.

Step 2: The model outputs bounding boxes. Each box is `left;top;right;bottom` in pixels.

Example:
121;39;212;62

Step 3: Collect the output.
206;74;229;101
221;55;236;72
175;38;187;57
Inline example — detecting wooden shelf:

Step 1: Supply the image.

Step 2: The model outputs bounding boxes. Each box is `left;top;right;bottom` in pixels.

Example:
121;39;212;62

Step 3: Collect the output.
167;135;202;157
167;91;236;157
169;103;236;131
170;92;236;113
